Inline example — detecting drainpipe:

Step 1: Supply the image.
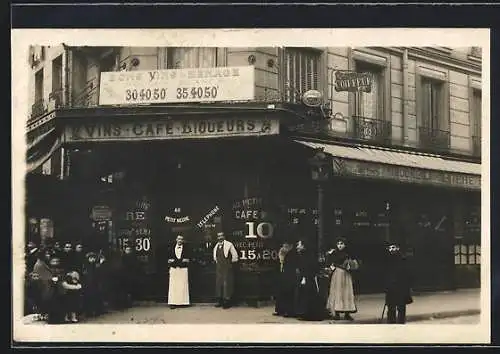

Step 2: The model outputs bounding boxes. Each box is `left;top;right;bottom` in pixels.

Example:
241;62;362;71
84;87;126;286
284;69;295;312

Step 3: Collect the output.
402;48;409;143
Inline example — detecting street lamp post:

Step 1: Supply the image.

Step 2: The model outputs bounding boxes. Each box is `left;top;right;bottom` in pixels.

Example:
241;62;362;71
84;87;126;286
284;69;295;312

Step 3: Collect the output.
308;148;331;263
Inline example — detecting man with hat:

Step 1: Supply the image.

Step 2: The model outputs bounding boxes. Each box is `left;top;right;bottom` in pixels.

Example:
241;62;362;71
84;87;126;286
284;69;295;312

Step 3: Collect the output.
213;231;239;309
384;242;413;324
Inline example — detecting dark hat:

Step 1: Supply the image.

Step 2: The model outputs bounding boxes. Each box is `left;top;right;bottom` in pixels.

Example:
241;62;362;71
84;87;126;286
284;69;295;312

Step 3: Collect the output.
85;251;98;259
336;237;347;244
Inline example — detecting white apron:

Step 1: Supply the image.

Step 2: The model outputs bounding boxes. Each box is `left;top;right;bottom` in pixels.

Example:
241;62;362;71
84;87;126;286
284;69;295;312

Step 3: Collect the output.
167;246;190;305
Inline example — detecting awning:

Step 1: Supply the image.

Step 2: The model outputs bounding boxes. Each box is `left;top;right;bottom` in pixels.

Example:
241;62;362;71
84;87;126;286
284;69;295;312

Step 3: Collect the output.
295;139;481;191
26;132;62;174
295;140;481;175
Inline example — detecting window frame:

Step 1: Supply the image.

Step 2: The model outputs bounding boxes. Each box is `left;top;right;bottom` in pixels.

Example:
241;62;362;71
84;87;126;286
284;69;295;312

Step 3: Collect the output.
415;66;451;138
347;49;391;123
281;47;326;104
165;47;220;69
34;68;44;102
469;77;482;155
454;242;481;266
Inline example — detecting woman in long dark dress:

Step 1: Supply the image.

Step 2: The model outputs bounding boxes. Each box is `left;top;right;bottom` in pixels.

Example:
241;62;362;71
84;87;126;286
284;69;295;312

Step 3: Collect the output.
294;239;323;321
273;241;298;317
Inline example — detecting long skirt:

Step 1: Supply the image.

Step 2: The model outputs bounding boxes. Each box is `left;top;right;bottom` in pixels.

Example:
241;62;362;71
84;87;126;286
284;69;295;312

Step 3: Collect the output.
326;268;357;313
168;267;190;305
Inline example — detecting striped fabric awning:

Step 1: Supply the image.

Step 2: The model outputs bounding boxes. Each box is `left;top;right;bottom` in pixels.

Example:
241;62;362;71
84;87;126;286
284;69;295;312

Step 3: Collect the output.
294;140;481;176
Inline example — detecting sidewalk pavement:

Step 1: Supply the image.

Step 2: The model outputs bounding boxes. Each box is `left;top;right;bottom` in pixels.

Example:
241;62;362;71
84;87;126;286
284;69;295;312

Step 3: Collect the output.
70;288;480;324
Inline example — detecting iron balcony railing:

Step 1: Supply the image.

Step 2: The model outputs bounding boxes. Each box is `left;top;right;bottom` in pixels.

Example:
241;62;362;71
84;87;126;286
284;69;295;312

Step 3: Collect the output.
72;77;99;108
418;126;451;152
30;98;47;121
472;135;481;157
49;89;64;109
352;116;392;144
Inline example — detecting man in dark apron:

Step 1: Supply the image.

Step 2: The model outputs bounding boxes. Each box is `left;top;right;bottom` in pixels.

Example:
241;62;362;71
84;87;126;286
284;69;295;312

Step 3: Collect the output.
213;232;239;309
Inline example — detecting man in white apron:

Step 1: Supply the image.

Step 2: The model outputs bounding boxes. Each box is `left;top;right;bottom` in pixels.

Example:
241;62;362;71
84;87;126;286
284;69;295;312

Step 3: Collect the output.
167;235;191;308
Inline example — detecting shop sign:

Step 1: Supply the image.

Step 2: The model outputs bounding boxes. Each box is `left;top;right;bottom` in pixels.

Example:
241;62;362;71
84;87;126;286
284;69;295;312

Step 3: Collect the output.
99;66;255;105
333;158;481;190
231;197;279;272
91;205;112;221
334;71;373;92
64;118;279;142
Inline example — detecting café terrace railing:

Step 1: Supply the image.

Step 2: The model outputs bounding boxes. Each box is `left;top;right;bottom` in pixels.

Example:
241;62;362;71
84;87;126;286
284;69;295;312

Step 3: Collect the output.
418;126;451;153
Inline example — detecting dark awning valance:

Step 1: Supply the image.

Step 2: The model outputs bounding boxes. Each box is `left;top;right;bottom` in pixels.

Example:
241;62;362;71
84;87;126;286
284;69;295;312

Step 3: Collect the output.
26;130;62;174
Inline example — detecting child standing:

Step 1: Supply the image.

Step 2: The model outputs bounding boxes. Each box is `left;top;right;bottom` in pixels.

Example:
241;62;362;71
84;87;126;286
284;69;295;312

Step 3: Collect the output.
61;271;83;323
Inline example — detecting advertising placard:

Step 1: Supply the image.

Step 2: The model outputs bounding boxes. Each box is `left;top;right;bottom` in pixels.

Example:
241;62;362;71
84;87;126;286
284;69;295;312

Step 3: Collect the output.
99;66;255;105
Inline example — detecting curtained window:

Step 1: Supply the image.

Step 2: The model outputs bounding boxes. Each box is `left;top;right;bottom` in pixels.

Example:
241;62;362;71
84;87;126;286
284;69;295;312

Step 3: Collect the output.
167;47;217;69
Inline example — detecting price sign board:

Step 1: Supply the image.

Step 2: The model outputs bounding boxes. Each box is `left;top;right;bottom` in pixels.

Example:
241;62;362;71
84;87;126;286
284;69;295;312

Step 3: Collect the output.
99;66;255;105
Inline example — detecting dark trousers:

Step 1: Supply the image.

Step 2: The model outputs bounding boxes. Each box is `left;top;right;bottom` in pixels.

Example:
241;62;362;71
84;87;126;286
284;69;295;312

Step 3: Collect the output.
387;304;406;324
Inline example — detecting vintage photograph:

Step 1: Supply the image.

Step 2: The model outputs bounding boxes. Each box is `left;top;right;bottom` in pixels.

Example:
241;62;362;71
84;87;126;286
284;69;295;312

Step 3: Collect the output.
12;29;489;344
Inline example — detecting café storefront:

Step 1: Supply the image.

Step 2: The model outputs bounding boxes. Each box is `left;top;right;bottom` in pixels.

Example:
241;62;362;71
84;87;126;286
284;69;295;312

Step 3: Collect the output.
28;64;481;303
57;106;323;302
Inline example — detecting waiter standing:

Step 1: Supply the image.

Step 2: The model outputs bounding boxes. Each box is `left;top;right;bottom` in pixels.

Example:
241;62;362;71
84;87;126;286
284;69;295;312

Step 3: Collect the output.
213;232;239;309
167;235;191;309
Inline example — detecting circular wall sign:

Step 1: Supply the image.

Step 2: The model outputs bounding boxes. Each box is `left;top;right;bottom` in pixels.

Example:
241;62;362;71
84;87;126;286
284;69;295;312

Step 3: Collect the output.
302;90;323;107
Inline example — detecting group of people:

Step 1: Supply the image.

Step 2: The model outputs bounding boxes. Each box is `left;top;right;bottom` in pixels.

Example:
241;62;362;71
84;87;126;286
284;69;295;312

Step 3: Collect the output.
274;238;413;323
25;233;413;325
24;239;143;324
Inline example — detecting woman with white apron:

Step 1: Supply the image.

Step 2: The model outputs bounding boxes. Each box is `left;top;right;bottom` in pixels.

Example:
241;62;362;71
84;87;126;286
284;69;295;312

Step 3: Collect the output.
167;235;191;308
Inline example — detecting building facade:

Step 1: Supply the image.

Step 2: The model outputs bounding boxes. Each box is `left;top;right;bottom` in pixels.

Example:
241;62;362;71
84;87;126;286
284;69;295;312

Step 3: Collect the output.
25;45;482;301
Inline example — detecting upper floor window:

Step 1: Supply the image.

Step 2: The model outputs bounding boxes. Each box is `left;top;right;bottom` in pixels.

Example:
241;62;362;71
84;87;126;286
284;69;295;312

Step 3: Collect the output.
51;56;63;93
167;47;217;69
282;48;321;103
416;69;450;152
34;69;44;102
421;77;444;130
354;61;384;119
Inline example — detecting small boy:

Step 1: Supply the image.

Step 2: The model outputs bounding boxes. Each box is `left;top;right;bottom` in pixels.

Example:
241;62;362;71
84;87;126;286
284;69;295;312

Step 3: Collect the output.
61;271;83;323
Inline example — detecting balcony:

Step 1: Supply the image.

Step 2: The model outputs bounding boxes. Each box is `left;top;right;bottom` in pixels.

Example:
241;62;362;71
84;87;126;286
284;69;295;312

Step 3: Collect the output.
352;116;392;144
30;99;47;121
418;126;451;152
72;77;99;108
472;135;481;158
48;89;64;110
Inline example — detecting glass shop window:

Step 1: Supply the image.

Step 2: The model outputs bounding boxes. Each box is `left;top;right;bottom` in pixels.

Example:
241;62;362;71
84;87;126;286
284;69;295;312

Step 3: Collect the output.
454;243;481;265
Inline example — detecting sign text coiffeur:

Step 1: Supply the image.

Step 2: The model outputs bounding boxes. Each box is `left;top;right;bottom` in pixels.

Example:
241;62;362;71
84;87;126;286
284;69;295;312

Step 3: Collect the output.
64;118;280;142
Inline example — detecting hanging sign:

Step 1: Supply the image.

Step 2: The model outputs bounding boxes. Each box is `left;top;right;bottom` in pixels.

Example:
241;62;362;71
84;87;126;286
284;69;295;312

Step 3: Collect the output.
334;71;373;92
99;66;255;105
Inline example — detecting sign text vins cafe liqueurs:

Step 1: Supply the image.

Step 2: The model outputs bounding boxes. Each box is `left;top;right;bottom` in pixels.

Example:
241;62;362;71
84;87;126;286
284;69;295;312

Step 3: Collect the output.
99;65;255;105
